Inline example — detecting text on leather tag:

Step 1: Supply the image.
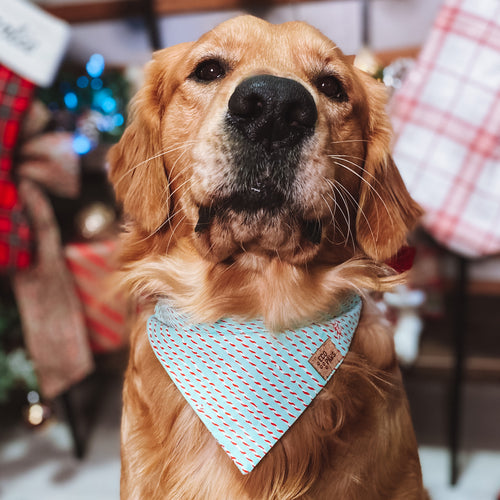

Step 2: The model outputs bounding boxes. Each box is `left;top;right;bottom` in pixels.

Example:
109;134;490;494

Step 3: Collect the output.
309;338;342;379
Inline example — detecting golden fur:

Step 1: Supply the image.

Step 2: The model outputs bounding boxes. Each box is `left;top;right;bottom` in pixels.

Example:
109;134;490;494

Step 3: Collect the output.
108;16;427;499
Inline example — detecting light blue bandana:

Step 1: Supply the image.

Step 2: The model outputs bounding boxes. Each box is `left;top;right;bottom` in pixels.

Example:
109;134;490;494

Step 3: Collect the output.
148;294;362;475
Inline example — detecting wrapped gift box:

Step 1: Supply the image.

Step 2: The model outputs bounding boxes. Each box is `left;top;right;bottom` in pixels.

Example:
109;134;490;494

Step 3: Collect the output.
65;239;128;353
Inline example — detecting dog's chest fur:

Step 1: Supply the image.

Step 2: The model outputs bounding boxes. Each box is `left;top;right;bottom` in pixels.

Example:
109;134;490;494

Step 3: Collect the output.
121;305;423;500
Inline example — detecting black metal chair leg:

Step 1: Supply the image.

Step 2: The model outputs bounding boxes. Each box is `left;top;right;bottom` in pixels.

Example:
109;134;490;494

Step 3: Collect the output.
61;389;86;459
449;255;468;485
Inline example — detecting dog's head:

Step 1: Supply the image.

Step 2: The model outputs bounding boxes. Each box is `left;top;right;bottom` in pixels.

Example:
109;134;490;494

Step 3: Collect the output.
109;16;421;268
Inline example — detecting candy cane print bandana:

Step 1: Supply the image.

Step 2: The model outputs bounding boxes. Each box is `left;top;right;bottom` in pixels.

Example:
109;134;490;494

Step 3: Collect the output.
147;294;362;475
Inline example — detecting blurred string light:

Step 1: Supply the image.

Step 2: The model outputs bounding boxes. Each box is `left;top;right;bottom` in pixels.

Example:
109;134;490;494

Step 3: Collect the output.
113;113;124;127
72;133;92;155
91;78;103;90
86;53;105;78
55;52;128;155
25;391;51;427
64;91;78;109
26;391;43;426
93;88;117;114
28;404;44;426
77;76;89;88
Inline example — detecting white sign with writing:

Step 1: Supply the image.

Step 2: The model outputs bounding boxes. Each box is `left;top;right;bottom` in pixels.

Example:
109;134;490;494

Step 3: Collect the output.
0;0;70;87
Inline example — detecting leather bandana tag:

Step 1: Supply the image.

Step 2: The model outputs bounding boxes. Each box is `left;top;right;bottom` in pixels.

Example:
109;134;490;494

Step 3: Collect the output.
148;294;361;475
309;338;343;380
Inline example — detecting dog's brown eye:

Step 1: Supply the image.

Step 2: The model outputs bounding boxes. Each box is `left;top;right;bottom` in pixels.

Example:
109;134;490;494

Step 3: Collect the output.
194;59;226;82
316;75;348;102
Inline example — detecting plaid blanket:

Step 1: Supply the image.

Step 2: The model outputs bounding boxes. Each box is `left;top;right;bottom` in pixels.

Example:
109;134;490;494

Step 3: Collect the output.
391;0;500;258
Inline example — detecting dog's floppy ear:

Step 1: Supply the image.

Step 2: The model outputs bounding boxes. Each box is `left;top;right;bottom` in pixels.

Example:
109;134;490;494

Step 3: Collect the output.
108;43;193;233
355;71;423;262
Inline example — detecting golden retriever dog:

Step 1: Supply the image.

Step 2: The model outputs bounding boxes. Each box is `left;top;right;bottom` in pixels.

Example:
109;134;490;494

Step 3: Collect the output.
108;15;427;500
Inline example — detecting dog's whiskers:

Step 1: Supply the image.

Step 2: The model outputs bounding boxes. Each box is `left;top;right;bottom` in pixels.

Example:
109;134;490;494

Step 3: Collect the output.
165;213;187;252
320;192;349;247
167;167;192;201
113;140;198;189
274;249;283;265
332;159;395;234
329;153;365;165
319;179;347;246
134;146;197;245
329;139;369;144
331;184;356;250
329;155;380;186
132;180;191;246
322;176;355;247
319;192;335;229
333;180;377;253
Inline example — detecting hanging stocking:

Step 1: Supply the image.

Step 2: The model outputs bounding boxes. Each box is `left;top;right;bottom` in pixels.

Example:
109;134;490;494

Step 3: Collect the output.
0;66;35;272
0;0;70;272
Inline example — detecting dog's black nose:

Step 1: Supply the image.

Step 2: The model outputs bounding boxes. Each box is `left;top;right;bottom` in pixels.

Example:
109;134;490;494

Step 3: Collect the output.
227;75;317;151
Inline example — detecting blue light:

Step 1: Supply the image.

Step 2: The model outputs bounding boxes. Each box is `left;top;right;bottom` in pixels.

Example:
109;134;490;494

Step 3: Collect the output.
64;92;78;109
77;76;89;88
113;113;124;127
72;134;92;155
86;53;105;78
92;89;121;117
93;88;112;110
101;96;117;114
90;78;103;90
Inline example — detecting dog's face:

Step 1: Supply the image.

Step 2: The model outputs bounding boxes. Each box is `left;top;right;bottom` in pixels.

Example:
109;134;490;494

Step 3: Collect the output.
109;16;421;267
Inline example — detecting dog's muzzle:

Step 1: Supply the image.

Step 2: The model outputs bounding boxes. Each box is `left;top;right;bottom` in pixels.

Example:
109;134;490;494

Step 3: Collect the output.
220;75;317;214
194;76;322;254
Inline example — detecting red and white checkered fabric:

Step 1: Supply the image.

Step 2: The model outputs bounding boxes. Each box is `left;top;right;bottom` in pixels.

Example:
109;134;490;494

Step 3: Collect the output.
391;0;500;258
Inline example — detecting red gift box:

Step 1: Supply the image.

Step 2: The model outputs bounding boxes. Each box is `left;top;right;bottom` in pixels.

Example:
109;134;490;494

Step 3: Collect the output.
65;239;128;353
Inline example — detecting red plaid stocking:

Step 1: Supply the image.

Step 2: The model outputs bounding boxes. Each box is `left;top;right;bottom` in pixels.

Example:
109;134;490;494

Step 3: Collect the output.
0;65;35;272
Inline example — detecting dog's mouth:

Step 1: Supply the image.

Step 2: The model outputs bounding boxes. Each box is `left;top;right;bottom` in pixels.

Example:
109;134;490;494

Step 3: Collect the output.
195;202;322;242
195;180;285;229
193;191;323;263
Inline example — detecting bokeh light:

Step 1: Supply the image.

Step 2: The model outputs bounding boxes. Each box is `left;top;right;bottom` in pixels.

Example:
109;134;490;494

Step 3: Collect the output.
113;114;124;127
86;53;105;78
76;76;89;88
64;92;78;109
90;78;103;90
72;134;92;155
